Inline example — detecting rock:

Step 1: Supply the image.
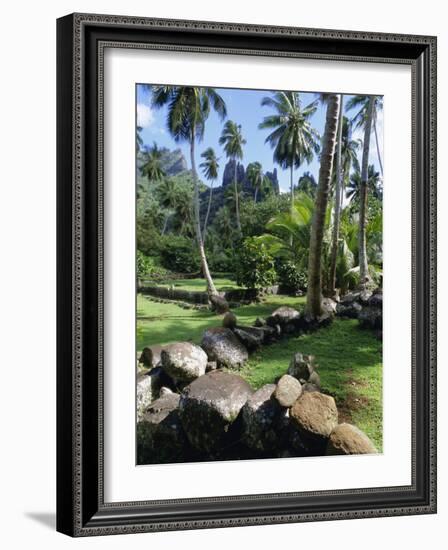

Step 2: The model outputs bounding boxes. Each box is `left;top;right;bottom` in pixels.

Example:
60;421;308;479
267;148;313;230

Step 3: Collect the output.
290;392;338;450
159;386;173;397
340;291;361;305
259;324;280;344
288;352;316;382
266;306;301;329
179;371;253;453
233;326;265;351
359;289;373;305
139;344;166;368
222;311;237;329
161;342;207;384
368;289;383;308
201;327;249;369
241;384;284;453
326;423;377;455
136;367;173;421
308;371;321;390
358;306;382;329
321;297;337;316
274;375;302;407
302;382;320;393
210;294;230;314
137;393;190;463
336;301;362;318
254;317;266;327
205;360;218;372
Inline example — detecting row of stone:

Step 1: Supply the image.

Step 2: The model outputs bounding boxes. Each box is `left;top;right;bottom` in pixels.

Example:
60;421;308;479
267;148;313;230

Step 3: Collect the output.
336;288;383;332
137;352;377;464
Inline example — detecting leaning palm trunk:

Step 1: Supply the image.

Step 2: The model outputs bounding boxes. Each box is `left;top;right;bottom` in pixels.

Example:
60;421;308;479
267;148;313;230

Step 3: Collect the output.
234;161;242;234
374;118;383;176
328;94;344;296
202;181;214;241
190;139;218;297
359;97;375;287
306;94;340;318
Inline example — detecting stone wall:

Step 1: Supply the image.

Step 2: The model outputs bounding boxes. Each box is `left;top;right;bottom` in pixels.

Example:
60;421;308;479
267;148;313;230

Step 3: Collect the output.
137;301;379;464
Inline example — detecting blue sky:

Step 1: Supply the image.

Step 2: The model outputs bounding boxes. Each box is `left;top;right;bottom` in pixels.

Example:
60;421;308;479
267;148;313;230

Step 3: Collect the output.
136;85;383;193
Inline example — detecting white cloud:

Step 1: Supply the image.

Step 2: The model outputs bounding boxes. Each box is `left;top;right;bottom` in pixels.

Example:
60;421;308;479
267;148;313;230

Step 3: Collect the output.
137;103;153;128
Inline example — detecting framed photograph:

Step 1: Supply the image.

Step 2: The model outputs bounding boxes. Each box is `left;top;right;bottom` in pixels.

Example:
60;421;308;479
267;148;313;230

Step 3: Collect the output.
57;13;437;536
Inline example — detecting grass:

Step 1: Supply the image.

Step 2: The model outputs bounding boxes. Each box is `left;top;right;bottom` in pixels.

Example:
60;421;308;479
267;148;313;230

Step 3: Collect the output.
142;277;243;292
136;294;382;451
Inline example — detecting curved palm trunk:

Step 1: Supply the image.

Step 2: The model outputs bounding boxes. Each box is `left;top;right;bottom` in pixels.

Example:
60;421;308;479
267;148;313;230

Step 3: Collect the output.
359;97;375;287
374;118;383;176
202;181;214;240
290;164;295;213
234;161;242;234
328;94;344;296
190;139;218;297
306;94;340;318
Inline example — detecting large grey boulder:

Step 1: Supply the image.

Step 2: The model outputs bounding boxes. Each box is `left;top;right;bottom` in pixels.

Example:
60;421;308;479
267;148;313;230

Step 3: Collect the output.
321;297;337;316
326;423;377;455
241;384;284;453
288;352;316;383
274;374;302;408
290;392;338;451
179;371;253;453
266;306;301;329
136;367;172;421
358;306;382;329
137;393;190;464
201;327;249;369
336;300;362;318
161;342;207;384
233;326;265;351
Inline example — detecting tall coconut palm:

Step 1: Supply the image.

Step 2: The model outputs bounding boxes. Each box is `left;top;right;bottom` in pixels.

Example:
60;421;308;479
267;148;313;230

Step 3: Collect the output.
141;141;165;182
259;91;320;214
199;147;219;239
246;161;268;202
219;121;246;234
346;165;381;203
156;178;180;235
346;95;376;286
328;94;344;296
339;118;361;210
150;85;227;298
306;94;340;318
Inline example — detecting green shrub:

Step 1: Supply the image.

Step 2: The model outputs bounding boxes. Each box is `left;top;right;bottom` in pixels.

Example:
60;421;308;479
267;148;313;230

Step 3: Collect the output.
159;235;200;273
236;237;277;289
136;251;167;280
275;259;307;292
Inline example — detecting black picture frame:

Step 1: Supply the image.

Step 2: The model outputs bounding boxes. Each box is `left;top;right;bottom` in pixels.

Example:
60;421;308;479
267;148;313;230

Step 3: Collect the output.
57;13;437;537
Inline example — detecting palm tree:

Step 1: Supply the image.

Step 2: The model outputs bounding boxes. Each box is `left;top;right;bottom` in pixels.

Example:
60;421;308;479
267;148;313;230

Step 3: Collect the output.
328;94;344;296
259;91;320;214
346;95;380;286
219;121;246;234
156;178;180;235
346;165;381;202
296;171;317;198
141;142;165;182
246;161;268;202
149;85;227;298
306;94;341;318
199;147;219;239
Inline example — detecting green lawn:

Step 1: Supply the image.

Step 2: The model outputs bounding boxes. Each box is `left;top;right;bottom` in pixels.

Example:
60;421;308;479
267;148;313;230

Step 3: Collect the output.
137;294;382;450
142;277;243;292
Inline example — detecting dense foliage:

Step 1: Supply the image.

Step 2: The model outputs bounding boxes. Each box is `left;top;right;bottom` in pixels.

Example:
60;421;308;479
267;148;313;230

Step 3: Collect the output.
235;237;277;289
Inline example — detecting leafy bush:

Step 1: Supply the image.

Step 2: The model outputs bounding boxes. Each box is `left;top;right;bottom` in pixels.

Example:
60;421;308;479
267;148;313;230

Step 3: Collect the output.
136;251;167;280
159;235;200;273
207;249;236;273
236;237;277;289
275;259;307;292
